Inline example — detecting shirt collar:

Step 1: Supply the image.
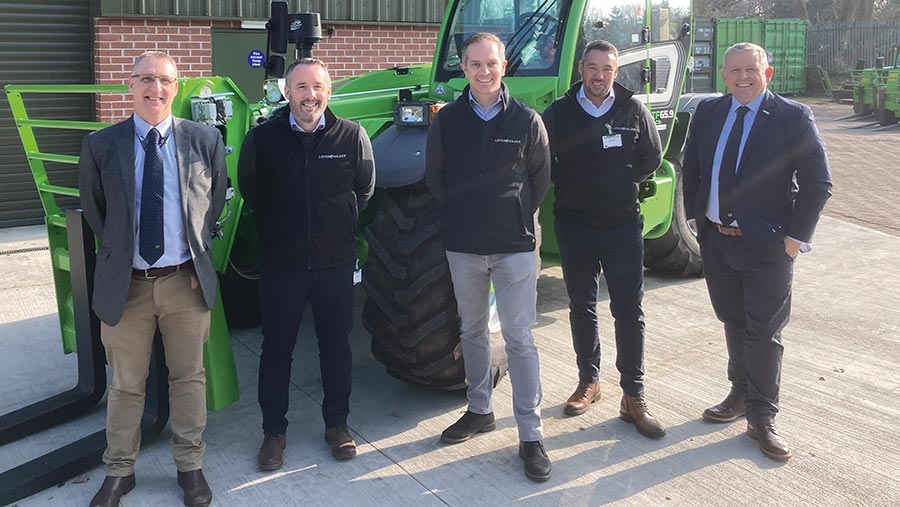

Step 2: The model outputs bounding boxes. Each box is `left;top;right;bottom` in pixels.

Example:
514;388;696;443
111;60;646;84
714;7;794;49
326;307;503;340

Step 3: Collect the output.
133;114;173;141
577;84;616;108
468;84;506;111
290;112;326;133
731;91;766;115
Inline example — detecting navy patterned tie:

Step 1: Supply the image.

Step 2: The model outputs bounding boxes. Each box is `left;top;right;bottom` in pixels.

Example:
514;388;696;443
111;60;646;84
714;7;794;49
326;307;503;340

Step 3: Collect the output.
718;105;749;226
139;127;164;265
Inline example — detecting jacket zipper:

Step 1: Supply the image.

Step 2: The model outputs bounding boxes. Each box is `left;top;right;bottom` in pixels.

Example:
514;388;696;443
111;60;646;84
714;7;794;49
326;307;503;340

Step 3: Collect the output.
304;150;312;270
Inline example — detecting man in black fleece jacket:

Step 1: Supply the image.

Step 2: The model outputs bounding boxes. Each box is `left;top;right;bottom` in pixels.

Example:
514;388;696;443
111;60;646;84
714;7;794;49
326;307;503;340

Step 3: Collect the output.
426;33;552;482
542;40;666;439
238;58;375;469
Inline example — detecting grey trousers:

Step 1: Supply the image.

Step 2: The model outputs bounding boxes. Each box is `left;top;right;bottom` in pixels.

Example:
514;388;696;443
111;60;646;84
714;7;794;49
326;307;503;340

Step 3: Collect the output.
445;250;543;442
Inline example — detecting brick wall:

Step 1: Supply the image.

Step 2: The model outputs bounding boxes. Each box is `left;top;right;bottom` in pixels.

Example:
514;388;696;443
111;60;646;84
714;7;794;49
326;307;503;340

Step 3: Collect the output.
314;24;439;76
93;18;439;123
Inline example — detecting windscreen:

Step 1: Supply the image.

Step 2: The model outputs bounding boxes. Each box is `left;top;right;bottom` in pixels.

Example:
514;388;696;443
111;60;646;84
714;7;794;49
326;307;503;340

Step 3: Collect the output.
437;0;566;78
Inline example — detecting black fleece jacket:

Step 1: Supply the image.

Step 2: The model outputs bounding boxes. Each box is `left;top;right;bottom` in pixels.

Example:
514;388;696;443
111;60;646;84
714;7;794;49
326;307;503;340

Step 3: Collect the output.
238;106;375;269
425;84;551;254
542;81;662;227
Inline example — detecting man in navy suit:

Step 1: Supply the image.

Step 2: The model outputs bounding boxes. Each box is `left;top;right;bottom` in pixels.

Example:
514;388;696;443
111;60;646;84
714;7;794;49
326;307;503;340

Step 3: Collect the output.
682;42;832;461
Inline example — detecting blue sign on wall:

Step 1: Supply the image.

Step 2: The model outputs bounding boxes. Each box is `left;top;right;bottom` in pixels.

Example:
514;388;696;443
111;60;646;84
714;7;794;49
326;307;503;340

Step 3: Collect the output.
248;49;266;69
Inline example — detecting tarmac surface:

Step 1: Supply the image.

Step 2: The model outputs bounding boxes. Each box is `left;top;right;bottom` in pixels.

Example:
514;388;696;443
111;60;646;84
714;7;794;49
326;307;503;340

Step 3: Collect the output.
1;102;899;506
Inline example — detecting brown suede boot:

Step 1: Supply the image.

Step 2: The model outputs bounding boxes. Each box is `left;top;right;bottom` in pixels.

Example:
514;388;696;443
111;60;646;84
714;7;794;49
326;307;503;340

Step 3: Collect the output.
620;393;666;439
258;433;286;471
325;426;357;460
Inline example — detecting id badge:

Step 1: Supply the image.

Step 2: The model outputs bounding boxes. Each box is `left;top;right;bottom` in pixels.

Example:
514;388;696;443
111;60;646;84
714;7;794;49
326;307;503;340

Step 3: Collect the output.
602;134;623;149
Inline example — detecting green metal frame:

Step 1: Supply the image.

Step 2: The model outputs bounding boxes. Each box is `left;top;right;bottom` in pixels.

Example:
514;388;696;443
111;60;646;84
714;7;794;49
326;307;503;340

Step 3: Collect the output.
4;80;243;411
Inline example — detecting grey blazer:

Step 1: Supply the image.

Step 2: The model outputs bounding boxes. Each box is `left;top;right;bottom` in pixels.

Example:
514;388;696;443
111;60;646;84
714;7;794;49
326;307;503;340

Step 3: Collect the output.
78;116;227;325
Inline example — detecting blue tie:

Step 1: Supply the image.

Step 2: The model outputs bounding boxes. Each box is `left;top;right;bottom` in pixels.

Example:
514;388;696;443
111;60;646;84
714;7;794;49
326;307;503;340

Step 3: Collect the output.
718;106;749;226
139;127;164;265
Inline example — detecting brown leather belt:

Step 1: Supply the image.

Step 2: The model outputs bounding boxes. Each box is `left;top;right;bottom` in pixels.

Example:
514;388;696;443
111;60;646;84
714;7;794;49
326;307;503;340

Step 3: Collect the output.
133;260;192;280
709;219;743;237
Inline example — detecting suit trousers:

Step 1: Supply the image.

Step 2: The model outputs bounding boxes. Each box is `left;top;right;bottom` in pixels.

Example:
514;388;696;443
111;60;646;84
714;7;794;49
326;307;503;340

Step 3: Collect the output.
700;229;793;424
555;219;646;395
100;267;210;476
445;250;543;442
257;262;355;434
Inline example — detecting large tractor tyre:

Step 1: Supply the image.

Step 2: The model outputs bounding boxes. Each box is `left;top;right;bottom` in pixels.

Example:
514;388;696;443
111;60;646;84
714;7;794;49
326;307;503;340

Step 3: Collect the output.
362;182;508;390
219;262;261;329
643;161;703;278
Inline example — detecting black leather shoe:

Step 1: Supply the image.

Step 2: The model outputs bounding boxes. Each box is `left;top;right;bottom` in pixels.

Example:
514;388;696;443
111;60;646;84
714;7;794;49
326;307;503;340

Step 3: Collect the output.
747;423;792;461
177;469;213;507
89;474;135;507
440;411;495;444
703;391;746;423
258;433;286;471
519;440;552;482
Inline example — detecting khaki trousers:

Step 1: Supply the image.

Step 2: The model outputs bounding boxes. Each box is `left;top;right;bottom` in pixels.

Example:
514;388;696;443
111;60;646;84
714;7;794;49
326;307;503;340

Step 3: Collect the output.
100;267;210;476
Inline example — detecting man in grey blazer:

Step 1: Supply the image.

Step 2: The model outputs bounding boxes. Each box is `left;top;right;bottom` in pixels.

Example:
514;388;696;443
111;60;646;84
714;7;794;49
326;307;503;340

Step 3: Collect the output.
78;50;226;507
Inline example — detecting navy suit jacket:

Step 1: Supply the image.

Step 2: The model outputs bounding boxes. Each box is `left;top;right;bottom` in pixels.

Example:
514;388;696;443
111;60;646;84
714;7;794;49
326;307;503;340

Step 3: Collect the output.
682;90;833;262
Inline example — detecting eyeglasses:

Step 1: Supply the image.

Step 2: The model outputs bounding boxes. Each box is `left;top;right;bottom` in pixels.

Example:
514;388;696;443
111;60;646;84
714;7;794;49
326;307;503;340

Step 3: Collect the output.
131;74;178;86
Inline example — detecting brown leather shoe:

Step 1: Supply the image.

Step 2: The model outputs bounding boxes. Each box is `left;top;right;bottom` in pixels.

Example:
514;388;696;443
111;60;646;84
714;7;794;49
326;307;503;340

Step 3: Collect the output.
620;393;666;439
747;423;792;461
258;433;286;471
89;474;135;507
177;469;212;507
703;391;746;423
325;426;357;460
564;382;602;416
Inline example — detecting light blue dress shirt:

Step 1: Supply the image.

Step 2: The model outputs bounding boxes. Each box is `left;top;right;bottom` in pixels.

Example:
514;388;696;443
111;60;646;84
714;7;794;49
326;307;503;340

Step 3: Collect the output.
576;84;616;118
706;93;765;225
706;92;809;252
132;114;190;269
289;112;326;132
468;90;503;121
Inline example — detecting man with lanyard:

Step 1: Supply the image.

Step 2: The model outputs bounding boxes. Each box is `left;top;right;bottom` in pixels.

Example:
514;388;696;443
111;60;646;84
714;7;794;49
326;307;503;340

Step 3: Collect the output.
542;40;667;439
425;32;552;481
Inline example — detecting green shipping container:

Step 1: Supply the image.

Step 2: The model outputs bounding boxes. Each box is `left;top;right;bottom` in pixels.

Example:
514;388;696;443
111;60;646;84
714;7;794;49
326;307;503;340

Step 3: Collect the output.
765;19;808;94
714;18;765;93
714;18;807;94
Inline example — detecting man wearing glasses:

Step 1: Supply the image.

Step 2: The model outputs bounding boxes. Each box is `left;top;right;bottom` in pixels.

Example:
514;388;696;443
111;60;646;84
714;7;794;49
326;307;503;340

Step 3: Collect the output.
79;50;226;507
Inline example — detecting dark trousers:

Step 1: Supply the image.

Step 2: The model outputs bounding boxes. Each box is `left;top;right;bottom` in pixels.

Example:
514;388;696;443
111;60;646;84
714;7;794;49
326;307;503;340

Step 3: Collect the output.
556;219;646;395
257;262;355;434
700;229;793;425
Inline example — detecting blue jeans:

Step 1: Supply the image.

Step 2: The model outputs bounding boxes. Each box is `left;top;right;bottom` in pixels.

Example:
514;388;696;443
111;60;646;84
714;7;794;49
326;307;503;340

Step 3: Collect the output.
258;262;355;434
445;250;543;442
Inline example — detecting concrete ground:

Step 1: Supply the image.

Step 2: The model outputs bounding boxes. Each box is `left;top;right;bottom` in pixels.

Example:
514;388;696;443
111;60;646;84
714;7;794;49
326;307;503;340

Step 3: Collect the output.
1;103;899;506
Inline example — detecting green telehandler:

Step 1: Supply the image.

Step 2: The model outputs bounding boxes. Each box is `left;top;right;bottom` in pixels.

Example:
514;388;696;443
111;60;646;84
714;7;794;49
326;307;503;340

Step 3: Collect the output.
849;45;900;126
